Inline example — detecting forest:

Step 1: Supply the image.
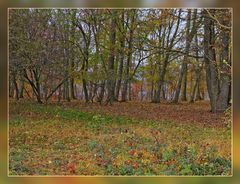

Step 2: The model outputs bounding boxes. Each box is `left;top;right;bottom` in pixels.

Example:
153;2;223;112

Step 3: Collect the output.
9;8;232;176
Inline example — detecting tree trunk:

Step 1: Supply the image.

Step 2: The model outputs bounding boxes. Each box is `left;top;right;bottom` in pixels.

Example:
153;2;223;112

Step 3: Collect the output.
190;33;201;103
128;82;131;101
82;78;89;103
190;69;201;102
70;78;75;99
203;9;219;113
216;19;231;111
122;11;135;102
196;82;202;101
33;69;42;103
13;73;19;100
115;12;125;101
9;79;14;98
181;67;188;101
203;9;231;112
106;10;117;105
19;73;24;98
97;81;105;104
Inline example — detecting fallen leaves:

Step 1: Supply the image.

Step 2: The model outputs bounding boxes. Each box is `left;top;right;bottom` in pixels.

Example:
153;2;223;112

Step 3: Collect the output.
67;163;76;174
9;100;231;175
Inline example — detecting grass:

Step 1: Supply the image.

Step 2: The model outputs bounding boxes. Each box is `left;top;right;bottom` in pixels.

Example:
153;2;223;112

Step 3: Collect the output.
9;100;231;175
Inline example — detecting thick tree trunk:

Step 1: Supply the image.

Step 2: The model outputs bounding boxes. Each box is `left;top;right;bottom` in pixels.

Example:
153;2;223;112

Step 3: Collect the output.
122;64;130;102
106;10;117;105
216;21;231;111
153;64;162;103
152;21;163;103
122;11;135;102
153;59;168;103
204;9;219;113
203;9;231;112
115;12;125;101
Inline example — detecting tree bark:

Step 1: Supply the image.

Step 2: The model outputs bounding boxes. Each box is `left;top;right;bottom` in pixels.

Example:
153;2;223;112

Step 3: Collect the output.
97;81;105;104
82;78;89;102
19;73;24;98
203;9;219;113
216;17;231;111
106;10;117;105
12;73;19;100
122;10;135;102
181;66;188;101
115;11;125;101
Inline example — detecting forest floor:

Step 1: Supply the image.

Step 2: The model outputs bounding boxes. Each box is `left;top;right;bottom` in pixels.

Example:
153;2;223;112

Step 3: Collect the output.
9;99;232;176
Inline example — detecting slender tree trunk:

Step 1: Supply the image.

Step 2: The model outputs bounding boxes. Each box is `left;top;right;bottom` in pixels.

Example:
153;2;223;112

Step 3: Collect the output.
13;73;19;100
97;81;105;104
190;69;200;102
9;79;14;98
140;78;144;101
58;87;62;103
82;78;89;102
70;78;75;99
70;10;76;100
153;63;162;103
173;9;197;103
33;69;42;103
181;66;188;101
150;80;154;102
153;21;163;103
19;73;24;98
82;48;89;103
153;9;182;103
128;82;131;101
